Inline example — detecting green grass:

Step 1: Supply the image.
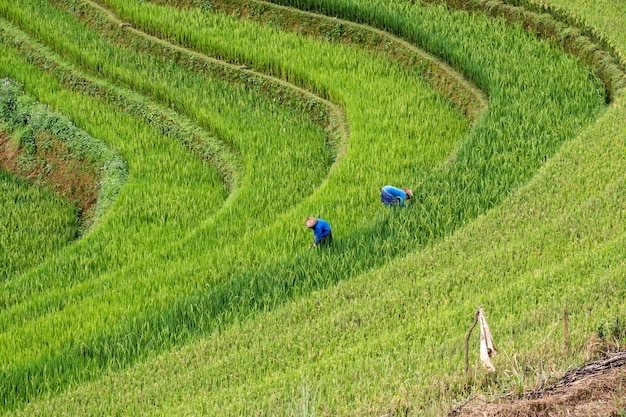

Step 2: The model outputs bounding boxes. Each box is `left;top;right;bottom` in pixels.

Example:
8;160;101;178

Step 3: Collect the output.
0;77;128;230
527;0;626;61
0;0;623;415
0;0;465;409
0;168;79;279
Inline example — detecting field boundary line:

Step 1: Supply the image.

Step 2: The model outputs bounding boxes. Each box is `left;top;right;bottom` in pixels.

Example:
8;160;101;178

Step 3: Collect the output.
244;0;489;120
421;0;626;102
84;0;350;177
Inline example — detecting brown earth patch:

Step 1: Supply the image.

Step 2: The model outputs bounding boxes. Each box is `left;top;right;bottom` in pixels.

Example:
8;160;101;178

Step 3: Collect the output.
450;351;626;417
0;130;100;221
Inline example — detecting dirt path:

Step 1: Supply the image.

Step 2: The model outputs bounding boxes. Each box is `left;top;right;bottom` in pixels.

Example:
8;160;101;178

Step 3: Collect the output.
451;351;626;417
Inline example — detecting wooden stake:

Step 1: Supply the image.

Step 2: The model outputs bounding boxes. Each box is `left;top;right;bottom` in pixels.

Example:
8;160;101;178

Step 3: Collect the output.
465;306;497;375
564;308;569;352
465;310;479;375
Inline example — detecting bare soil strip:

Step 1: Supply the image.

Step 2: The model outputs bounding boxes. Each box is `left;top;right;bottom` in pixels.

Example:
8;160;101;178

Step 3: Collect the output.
451;351;626;417
0;130;99;220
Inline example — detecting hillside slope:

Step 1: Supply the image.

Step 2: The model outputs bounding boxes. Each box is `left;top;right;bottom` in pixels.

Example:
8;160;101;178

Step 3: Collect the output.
1;0;625;416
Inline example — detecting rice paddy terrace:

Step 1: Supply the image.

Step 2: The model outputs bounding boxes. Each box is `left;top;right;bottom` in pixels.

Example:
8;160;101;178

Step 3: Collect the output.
0;0;624;415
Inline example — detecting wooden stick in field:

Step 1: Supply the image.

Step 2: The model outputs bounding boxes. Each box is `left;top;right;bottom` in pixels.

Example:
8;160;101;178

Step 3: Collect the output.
465;306;497;374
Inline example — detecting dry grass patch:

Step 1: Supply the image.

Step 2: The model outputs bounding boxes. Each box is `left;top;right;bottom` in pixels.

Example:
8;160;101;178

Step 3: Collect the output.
452;351;626;417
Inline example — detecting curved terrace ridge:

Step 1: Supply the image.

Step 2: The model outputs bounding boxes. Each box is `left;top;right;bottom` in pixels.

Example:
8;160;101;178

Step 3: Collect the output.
0;0;472;306
0;0;475;409
0;18;233;299
81;0;490;182
0;0;486;276
421;0;626;101
81;0;351;180
133;0;489;121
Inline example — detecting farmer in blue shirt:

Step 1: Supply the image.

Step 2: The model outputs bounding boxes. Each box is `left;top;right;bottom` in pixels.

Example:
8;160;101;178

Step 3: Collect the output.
381;185;413;207
306;217;332;248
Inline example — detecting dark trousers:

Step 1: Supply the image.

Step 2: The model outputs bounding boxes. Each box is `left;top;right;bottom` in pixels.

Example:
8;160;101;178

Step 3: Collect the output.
318;231;333;245
381;189;396;205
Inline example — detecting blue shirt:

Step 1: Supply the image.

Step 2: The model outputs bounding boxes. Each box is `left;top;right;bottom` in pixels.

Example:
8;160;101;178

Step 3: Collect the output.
381;185;407;206
312;218;331;244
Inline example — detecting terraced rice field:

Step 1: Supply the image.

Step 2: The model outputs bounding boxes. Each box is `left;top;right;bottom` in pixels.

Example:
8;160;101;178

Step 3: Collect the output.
0;0;624;415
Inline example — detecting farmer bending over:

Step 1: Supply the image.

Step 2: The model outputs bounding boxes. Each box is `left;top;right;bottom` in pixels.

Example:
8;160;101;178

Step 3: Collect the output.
381;185;413;207
306;217;332;249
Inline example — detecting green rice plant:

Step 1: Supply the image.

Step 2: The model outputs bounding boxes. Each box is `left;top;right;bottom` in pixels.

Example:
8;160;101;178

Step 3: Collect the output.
0;168;78;279
0;78;128;276
0;4;467;409
0;0;613;413
0;5;336;410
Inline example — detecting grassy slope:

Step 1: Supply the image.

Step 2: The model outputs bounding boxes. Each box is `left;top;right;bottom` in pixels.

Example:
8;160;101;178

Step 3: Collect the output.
8;92;624;416
0;0;467;411
2;1;625;416
0;167;79;279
